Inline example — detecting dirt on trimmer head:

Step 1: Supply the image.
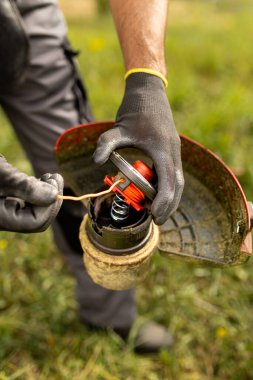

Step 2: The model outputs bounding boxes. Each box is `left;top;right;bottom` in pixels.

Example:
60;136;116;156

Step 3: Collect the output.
55;121;252;267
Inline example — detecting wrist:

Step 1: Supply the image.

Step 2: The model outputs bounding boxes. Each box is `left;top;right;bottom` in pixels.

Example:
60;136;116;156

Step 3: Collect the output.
125;68;168;88
118;72;169;115
124;72;168;95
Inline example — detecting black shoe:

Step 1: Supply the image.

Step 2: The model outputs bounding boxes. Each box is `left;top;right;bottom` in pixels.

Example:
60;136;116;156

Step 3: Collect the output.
133;321;174;354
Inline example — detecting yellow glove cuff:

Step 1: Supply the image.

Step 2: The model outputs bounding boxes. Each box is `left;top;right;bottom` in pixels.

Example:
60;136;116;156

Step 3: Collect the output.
124;68;168;88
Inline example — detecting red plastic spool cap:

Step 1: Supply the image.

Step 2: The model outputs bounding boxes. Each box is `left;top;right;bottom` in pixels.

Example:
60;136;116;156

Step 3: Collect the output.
104;160;154;211
132;160;154;182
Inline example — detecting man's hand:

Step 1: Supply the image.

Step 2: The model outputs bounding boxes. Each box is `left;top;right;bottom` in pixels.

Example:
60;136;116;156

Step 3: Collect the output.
93;0;184;225
0;156;63;233
93;73;184;225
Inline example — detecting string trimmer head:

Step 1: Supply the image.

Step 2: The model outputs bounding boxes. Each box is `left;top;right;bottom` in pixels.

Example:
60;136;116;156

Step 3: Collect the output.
55;121;252;268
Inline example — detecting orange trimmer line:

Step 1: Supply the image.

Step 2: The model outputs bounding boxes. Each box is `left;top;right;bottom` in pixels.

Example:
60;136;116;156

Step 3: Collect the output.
57;179;123;202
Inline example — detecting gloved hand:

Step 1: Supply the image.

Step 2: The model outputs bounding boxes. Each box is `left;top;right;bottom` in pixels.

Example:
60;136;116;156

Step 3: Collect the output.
0;155;63;233
93;72;184;225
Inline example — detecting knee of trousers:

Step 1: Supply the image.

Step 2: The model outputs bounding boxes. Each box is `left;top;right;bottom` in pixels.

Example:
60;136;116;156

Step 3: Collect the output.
71;252;136;329
53;207;137;329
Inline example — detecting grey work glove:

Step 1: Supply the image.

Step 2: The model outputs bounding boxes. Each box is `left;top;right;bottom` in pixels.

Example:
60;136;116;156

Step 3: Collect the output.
93;72;184;225
0;156;63;233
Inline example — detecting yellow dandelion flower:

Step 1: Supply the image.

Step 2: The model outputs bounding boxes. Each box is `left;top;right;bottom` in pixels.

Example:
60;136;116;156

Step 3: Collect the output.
216;327;228;338
0;239;8;251
88;38;105;52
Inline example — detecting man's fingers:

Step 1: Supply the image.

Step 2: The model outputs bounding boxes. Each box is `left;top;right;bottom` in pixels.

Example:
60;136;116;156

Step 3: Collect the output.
0;156;62;206
38;173;64;231
151;158;184;225
0;197;60;233
151;158;175;225
0;198;46;232
93;128;128;166
40;173;64;196
152;186;181;225
9;178;58;206
19;173;63;206
152;189;176;226
173;167;185;210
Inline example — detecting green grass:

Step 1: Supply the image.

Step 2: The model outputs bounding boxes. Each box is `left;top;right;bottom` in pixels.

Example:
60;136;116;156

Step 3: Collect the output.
1;1;253;379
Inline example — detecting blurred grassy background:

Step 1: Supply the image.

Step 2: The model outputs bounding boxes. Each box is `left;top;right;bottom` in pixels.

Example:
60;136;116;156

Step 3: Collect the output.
0;1;253;379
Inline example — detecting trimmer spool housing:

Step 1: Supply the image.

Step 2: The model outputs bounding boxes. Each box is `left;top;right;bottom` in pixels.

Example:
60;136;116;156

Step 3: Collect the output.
79;151;159;290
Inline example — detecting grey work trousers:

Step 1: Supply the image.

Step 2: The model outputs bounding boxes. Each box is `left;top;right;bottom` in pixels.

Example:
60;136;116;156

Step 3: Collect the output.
0;0;135;329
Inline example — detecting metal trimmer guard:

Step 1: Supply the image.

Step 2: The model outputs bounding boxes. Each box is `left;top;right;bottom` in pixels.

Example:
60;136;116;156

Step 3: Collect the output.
55;121;252;267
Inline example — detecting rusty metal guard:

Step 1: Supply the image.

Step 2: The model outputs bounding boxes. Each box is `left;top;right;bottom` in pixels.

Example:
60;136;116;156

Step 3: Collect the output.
55;121;252;267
